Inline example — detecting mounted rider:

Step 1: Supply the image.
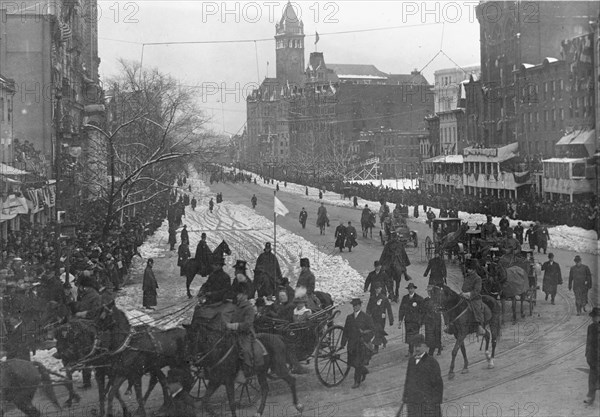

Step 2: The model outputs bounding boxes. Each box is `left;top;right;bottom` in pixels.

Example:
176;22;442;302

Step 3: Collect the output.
461;259;486;336
197;254;231;304
194;233;212;276
225;281;263;384
254;242;283;298
481;215;498;241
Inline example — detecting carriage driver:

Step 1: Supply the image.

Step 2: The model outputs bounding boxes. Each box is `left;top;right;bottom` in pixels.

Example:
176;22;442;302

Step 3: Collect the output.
461;259;486;336
225;281;263;384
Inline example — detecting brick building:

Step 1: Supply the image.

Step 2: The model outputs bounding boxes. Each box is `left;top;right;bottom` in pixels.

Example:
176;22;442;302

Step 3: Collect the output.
476;0;599;148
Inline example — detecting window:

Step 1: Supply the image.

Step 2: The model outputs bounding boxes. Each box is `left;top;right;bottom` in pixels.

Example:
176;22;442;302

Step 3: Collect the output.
0;97;4;122
559;108;564;120
572;163;585;178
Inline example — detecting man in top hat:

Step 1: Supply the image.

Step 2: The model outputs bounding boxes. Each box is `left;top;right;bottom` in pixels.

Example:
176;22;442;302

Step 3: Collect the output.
423;251;447;288
341;298;375;389
569;255;592;315
297;258;321;311
142;259;158;310
154;368;196;417
584;307;600;405
254;242;283;298
542;253;562;305
225;281;262;384
195;232;212;277
364;260;393;315
398;283;424;356
198;254;231;304
177;240;191;278
461;259;486;336
400;333;444;417
231;260;255;299
180;225;189;246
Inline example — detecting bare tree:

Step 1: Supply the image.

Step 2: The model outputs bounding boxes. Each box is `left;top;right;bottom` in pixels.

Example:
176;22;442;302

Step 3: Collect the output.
81;60;210;237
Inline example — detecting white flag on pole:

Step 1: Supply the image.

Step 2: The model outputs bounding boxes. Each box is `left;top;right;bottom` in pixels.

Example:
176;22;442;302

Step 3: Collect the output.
274;196;289;217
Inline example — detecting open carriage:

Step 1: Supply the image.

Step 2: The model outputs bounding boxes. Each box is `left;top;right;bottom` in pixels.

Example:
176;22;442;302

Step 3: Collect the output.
380;213;418;247
254;304;349;387
424;218;466;261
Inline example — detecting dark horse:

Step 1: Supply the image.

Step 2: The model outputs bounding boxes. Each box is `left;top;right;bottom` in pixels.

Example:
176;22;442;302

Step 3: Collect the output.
430;285;501;380
378;237;411;302
483;257;531;325
361;209;376;239
437;222;470;261
185;304;303;417
0;359;62;417
182;240;232;298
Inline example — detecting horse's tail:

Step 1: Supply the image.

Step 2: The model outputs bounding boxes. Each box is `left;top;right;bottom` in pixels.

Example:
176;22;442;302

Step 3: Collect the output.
32;361;62;411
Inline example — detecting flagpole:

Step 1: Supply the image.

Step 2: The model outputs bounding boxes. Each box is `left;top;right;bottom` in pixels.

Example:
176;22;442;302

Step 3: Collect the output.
273;190;277;297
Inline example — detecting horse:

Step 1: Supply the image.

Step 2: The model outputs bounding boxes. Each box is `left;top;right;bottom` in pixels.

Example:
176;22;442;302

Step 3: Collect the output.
183;240;232;298
430;285;501;380
361;210;376;238
185;304;303;417
0;359;62;417
379;238;411;302
437;222;470;261
484;258;531;325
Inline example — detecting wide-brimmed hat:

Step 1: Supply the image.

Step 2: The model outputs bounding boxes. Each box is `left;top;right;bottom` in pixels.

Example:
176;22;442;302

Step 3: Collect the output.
264;242;272;250
406;282;417;290
300;258;310;268
589;307;600;318
234;260;247;270
574;255;582;263
350;298;362;306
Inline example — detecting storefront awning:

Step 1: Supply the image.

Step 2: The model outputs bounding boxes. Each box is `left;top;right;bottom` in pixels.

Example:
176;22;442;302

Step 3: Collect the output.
0;163;30;176
555;129;596;156
422;154;463;164
463;142;519;163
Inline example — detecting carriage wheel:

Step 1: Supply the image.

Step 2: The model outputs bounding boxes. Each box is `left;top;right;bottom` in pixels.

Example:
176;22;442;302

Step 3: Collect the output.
314;325;349;387
234;377;260;408
424;236;434;261
188;367;207;400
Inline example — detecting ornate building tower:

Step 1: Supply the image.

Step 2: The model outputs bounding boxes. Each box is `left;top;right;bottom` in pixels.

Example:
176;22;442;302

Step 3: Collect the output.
275;2;305;87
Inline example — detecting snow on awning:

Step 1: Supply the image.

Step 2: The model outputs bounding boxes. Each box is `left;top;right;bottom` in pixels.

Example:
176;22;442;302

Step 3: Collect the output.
0;213;17;223
0;163;30;176
463;142;518;163
555;129;596;156
423;154;463;164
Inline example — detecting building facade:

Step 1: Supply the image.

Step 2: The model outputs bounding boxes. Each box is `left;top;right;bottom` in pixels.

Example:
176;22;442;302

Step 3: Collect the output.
0;74;16;164
476;0;599;148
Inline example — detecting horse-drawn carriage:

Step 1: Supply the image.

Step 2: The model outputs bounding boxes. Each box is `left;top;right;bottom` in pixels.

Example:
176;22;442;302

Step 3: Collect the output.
379;212;418;247
424;218;469;261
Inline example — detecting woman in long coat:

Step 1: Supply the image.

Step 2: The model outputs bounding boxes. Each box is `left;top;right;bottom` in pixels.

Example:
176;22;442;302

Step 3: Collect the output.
143;259;158;309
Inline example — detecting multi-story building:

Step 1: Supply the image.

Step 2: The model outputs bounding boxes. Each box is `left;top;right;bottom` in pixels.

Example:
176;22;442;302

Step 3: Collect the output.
0;74;16;164
1;0;102;177
358;128;424;178
476;0;599;148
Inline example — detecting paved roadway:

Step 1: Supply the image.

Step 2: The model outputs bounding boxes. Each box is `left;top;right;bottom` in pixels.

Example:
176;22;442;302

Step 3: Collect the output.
6;178;598;417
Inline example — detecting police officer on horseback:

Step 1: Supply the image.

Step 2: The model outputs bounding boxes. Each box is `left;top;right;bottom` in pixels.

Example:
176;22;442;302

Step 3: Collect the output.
461;259;486;336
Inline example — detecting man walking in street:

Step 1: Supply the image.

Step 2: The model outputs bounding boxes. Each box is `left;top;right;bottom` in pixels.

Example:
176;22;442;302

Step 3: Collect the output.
364;260;393;314
525;223;537;250
335;221;347;252
399;334;443;417
299;207;308;229
398;283;424;356
542;253;562;305
423;252;447;288
514;222;524;244
142;259;158;310
345;221;358;252
584;307;600;405
369;284;393;353
569;255;592;315
209;198;214;213
251;194;257;209
341;298;374;389
180;225;189;246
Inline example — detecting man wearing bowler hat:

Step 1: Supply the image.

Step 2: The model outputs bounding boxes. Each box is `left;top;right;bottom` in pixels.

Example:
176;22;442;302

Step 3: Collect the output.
364;260;393;315
569;255;592;315
398;283;424;356
398;334;444;417
542;253;562;305
341;298;374;388
197;254;231;304
584;307;600;405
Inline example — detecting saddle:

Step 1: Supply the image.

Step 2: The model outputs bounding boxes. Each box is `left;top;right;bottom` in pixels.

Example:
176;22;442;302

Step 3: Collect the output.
238;338;268;376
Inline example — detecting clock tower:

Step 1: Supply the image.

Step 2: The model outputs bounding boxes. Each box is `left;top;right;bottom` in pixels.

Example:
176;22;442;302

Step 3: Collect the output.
275;2;305;87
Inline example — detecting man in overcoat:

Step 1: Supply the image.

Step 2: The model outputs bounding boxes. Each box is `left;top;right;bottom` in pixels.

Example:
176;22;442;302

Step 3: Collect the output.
345;221;358;252
231;260;255;300
297;258;321;311
398;283;424;355
364;260;393;314
422;286;443;356
142;259;158;309
542;253;562;304
254;242;283;297
341;298;374;388
334;221;347;252
195;233;212;277
180;225;189;246
197;255;231;304
568;255;592;315
155;368;196;417
177;242;191;277
423;252;446;288
369;284;393;353
400;334;443;417
584;307;600;405
461;259;486;336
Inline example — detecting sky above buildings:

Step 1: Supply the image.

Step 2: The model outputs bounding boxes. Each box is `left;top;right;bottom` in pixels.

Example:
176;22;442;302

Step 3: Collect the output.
98;1;480;135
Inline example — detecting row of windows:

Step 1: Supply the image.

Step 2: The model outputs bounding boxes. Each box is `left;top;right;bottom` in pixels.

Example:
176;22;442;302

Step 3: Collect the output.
0;96;13;123
521;102;593;132
441;126;457;143
276;39;303;49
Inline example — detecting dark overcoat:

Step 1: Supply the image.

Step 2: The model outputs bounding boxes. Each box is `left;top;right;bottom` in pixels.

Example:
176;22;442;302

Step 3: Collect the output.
541;261;562;295
341;311;374;368
142;266;158;307
422;297;442;350
398;293;424;343
334;225;347;249
402;353;443;417
369;294;393;346
198;269;231;303
569;264;592;307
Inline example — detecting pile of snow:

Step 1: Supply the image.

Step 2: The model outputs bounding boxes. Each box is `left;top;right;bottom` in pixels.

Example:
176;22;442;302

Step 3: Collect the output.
236;168;599;255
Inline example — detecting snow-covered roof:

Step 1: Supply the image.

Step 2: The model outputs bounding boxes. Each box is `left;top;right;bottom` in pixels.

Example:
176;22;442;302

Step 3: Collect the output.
542;157;588;163
521;63;535;69
462;142;519;163
423;154;463;164
328;64;389;80
544;57;559;63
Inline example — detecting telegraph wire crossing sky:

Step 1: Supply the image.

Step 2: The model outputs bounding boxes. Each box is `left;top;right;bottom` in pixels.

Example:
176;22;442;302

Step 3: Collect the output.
98;1;480;134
